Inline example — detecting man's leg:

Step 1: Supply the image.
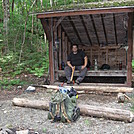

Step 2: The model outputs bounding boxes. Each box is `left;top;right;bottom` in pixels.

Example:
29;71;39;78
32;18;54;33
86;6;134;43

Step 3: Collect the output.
76;66;87;83
64;66;72;82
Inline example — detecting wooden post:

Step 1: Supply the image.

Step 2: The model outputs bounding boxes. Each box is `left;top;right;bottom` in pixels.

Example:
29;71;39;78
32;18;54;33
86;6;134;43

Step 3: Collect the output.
90;48;93;66
127;13;133;86
65;36;68;62
58;25;62;69
49;41;54;84
53;19;58;80
62;32;65;63
67;42;71;55
49;18;54;84
106;48;108;64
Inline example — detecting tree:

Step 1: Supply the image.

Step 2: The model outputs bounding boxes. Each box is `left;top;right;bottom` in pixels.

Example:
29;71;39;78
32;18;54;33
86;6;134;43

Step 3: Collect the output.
2;0;10;53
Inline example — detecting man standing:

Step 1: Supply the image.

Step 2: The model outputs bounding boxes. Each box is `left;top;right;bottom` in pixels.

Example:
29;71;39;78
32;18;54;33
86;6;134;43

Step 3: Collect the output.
64;44;87;85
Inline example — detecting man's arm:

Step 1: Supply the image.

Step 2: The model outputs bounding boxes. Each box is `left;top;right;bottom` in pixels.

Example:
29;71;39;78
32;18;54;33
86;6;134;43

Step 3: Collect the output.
67;61;74;70
81;56;88;70
84;56;88;67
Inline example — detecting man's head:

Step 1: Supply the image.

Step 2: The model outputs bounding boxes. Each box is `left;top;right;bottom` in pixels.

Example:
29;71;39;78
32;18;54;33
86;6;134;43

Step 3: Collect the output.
72;44;78;54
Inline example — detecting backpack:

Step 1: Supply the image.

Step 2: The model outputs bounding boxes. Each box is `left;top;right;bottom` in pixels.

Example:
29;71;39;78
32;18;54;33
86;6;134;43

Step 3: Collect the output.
100;64;110;70
48;87;80;123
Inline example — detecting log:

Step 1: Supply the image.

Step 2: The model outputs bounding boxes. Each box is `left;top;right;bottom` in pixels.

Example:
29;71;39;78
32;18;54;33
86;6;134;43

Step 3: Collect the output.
12;98;134;122
37;85;133;93
79;104;134;123
12;98;49;111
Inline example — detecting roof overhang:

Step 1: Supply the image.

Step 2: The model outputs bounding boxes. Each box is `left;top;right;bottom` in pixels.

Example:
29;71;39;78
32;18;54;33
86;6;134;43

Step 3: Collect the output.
37;6;134;19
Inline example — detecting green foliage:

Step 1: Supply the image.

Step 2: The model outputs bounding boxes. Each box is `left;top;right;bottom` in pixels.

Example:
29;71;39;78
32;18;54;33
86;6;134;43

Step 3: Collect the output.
0;0;49;78
34;0;134;12
0;78;27;90
132;60;134;73
84;119;91;126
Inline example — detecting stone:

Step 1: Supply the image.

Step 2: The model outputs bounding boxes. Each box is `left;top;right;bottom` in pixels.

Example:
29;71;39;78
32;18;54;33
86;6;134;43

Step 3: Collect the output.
16;130;29;134
25;86;36;92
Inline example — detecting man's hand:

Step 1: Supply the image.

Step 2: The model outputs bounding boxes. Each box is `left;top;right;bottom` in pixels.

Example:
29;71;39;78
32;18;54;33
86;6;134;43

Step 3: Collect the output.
71;66;75;70
81;65;86;70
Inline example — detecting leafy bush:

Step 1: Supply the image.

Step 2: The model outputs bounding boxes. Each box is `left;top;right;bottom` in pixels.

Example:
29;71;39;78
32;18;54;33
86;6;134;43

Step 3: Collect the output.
0;78;27;90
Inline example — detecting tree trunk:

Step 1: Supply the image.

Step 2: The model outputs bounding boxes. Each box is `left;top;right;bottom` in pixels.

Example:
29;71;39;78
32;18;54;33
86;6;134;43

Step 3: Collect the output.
12;98;134;122
37;85;133;93
50;0;53;7
3;0;10;53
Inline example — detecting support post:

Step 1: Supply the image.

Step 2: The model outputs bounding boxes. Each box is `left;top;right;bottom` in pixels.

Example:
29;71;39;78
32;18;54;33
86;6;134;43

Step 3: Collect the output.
49;18;54;84
62;32;65;63
127;13;133;86
53;19;58;80
65;36;68;62
58;25;62;69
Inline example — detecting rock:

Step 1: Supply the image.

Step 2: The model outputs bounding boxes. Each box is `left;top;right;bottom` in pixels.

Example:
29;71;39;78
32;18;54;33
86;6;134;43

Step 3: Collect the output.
17;86;22;89
16;130;29;134
25;86;36;92
4;110;7;114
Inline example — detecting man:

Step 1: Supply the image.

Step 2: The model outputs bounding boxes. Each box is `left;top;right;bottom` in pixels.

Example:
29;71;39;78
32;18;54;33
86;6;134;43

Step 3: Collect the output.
64;44;87;85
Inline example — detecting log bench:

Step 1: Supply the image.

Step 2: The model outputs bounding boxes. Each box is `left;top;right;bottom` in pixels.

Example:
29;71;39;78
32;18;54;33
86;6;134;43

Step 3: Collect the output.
55;70;127;77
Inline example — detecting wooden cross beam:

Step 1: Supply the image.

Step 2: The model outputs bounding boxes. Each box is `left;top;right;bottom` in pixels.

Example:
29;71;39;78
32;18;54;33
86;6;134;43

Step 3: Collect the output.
53;16;65;31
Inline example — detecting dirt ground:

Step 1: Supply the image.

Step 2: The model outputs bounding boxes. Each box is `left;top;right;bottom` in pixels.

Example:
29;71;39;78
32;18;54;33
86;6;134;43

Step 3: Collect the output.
0;75;134;134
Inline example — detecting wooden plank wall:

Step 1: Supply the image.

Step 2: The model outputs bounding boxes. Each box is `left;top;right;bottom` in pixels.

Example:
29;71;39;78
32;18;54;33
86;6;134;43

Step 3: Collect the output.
79;45;126;69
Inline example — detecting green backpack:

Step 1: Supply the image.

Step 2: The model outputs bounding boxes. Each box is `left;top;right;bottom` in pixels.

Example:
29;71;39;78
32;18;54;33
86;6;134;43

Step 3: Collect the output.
48;87;80;123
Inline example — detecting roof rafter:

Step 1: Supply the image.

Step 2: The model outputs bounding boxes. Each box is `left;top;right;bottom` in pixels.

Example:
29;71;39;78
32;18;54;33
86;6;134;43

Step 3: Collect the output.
100;14;108;45
68;16;82;44
79;15;92;46
90;14;100;46
61;24;73;45
113;13;118;45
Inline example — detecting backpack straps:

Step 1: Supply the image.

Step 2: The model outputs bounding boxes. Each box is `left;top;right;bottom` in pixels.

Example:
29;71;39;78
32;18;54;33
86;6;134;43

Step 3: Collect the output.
61;102;71;123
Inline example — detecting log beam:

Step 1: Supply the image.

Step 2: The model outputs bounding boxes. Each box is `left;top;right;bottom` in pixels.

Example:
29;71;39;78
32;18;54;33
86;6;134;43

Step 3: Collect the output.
40;85;133;93
12;98;134;122
37;7;134;19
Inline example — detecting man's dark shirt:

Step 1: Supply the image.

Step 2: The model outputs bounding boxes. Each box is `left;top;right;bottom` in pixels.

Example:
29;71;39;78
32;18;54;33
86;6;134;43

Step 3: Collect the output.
67;50;86;66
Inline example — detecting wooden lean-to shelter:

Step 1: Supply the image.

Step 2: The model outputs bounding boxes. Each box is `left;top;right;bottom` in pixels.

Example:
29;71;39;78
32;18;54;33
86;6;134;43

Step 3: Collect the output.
36;1;134;86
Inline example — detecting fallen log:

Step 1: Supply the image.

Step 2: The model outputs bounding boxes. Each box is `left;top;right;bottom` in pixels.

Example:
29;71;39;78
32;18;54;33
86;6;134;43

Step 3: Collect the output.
12;98;134;123
12;98;49;111
35;85;133;93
